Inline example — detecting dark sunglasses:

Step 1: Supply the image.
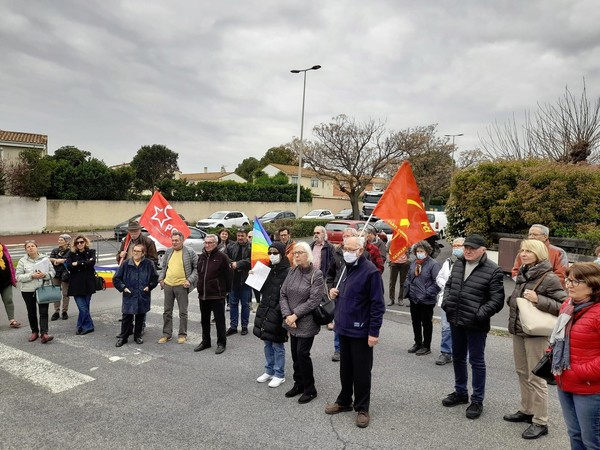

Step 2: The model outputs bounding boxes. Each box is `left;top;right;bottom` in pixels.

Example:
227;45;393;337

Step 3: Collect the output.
76;240;85;244
267;251;280;255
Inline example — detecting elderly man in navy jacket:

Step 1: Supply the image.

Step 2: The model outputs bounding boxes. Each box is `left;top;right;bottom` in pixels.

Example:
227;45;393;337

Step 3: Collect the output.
325;236;385;429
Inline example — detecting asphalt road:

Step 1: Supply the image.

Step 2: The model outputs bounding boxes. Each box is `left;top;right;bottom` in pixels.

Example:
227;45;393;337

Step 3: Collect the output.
1;236;569;449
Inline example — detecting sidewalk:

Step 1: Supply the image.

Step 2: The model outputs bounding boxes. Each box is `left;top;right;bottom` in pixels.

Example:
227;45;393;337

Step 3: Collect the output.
0;230;115;247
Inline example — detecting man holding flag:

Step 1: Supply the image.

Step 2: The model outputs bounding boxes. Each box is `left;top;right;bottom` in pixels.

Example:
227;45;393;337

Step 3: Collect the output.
116;221;158;266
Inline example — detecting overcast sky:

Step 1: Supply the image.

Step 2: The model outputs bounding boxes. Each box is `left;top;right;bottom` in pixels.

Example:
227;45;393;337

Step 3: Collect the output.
2;0;599;173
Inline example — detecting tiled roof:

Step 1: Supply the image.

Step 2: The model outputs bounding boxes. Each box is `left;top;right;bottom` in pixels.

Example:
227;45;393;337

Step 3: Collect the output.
0;129;47;146
269;163;320;177
181;172;236;181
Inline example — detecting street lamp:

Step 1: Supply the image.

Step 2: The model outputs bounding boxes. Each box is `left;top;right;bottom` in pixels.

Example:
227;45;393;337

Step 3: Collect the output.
444;133;463;173
291;64;321;217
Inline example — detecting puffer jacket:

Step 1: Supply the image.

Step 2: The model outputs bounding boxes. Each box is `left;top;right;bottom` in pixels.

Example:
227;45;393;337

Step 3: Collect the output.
280;264;323;338
405;257;441;305
197;248;232;300
555;300;600;395
442;253;505;332
507;260;567;336
254;242;290;343
16;254;55;292
113;257;159;314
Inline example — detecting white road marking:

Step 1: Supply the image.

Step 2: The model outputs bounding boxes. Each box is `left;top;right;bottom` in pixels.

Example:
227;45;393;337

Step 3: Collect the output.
0;342;95;394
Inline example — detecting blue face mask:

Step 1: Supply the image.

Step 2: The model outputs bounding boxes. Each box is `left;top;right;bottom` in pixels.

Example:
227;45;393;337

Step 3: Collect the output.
452;248;464;258
416;252;427;260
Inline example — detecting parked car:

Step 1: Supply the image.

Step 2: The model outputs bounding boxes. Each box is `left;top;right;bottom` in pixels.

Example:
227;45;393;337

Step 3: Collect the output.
373;219;393;242
114;213;189;240
334;208;354;219
325;220;366;245
258;210;296;223
427;211;448;238
150;226;207;269
302;209;335;220
196;211;249;229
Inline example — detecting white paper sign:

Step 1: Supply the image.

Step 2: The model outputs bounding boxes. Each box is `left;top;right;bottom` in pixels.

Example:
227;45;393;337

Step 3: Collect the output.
33;257;52;274
245;261;271;292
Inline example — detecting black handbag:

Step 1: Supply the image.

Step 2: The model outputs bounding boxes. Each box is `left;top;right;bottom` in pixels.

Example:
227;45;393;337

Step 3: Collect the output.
95;274;106;291
532;351;554;383
313;294;335;326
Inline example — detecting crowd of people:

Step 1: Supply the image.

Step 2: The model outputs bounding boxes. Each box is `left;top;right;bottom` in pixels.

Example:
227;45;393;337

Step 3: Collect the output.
1;222;599;443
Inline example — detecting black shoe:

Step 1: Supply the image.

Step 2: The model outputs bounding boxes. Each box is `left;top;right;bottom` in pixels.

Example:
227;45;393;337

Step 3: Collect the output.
416;347;431;356
241;327;248;335
76;329;83;335
81;329;94;335
215;344;226;355
503;411;533;423
134;337;143;344
408;343;422;353
115;339;126;347
61;311;68;320
51;312;60;321
466;402;483;419
226;328;238;336
298;392;317;404
285;386;302;398
442;392;469;407
194;342;211;352
387;301;395;306
522;423;548;440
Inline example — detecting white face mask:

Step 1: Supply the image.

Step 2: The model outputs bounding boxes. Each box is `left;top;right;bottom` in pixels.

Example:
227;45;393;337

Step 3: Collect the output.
269;254;282;265
343;251;358;264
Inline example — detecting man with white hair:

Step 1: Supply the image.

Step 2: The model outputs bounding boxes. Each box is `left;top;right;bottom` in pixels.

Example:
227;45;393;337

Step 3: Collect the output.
310;225;334;276
511;224;568;286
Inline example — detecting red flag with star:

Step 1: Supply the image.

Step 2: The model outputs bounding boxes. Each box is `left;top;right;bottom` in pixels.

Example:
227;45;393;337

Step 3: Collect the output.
373;161;436;260
139;191;190;247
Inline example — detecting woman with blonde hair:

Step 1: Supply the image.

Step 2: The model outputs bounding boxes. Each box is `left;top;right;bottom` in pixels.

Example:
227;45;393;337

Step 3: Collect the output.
504;239;567;439
66;235;97;335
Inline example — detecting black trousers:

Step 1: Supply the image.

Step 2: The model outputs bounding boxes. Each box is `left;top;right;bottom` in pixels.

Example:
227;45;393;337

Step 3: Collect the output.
409;302;434;348
120;313;144;339
200;298;226;346
290;335;316;395
337;335;374;412
22;291;49;334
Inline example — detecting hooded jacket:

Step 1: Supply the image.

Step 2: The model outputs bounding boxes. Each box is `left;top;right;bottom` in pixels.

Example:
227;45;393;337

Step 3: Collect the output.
254;241;290;343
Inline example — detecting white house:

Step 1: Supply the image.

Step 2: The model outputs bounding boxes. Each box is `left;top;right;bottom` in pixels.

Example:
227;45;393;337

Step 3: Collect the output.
262;163;335;197
0;129;48;164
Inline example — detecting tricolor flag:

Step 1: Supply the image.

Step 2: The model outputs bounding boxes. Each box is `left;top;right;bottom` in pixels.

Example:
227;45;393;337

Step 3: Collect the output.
373;161;436;259
251;217;272;268
139;191;190;247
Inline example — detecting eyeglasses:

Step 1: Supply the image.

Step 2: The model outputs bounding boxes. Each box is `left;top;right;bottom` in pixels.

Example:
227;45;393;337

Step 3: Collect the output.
267;251;280;255
293;251;306;255
565;278;585;287
25;240;36;244
132;250;143;253
343;248;360;253
314;232;322;235
528;233;545;238
205;241;217;245
76;241;85;245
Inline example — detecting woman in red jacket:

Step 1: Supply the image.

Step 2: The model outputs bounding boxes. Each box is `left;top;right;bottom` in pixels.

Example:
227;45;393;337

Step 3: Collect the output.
552;262;600;450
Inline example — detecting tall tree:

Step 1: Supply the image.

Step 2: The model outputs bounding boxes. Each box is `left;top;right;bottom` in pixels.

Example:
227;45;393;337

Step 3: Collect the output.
299;115;408;218
234;157;261;183
52;146;91;166
481;82;600;163
259;146;297;166
130;144;179;191
5;149;53;197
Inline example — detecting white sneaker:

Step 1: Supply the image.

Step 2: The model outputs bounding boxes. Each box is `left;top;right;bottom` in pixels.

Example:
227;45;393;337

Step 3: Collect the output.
268;377;285;388
256;373;273;383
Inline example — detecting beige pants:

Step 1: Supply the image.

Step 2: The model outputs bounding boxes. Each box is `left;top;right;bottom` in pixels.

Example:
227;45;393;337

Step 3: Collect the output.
53;278;70;313
512;334;549;425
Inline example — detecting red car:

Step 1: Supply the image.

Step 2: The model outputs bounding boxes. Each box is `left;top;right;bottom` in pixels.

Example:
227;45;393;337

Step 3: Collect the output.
325;220;366;245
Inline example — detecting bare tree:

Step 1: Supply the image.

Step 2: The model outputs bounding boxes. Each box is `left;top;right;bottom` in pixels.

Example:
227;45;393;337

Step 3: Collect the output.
481;82;600;163
296;115;408;219
457;148;488;169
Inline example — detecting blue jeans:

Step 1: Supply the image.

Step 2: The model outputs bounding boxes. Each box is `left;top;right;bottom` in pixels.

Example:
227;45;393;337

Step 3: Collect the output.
264;341;285;378
440;309;452;355
557;389;600;450
451;325;487;403
229;285;252;329
74;295;94;332
334;332;340;353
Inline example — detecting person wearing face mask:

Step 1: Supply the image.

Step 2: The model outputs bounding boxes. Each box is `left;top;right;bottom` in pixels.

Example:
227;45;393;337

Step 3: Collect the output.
253;241;291;388
326;236;385;428
404;241;441;356
434;238;465;365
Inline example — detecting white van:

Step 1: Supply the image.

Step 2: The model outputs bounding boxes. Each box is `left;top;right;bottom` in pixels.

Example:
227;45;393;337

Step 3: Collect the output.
427;211;448;238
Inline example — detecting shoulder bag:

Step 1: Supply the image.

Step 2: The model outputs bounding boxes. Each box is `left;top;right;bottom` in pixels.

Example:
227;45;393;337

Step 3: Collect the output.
531;351;554;383
516;273;557;336
36;278;63;304
309;270;335;326
94;271;106;291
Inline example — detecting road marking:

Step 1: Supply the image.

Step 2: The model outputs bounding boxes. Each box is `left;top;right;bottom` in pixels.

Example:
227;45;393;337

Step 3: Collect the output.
0;342;95;394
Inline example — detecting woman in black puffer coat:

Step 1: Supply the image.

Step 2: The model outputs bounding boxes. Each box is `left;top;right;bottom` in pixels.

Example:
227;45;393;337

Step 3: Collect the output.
253;241;290;388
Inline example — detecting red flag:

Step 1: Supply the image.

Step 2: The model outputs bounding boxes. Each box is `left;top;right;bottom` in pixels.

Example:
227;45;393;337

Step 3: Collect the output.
373;161;435;260
139;191;190;247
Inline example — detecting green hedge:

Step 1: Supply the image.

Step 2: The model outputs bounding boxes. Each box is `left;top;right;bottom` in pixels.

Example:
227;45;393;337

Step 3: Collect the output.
447;160;600;250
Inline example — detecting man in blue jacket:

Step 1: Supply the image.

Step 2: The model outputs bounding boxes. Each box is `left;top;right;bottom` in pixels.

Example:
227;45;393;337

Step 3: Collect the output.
325;236;385;429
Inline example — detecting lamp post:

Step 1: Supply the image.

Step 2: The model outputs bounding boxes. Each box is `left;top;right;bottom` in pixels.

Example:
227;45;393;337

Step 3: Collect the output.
291;64;321;217
444;133;463;173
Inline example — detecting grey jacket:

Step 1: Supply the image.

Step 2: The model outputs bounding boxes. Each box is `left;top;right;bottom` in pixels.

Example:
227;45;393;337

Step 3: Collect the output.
16;254;55;292
158;246;199;288
280;264;323;338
